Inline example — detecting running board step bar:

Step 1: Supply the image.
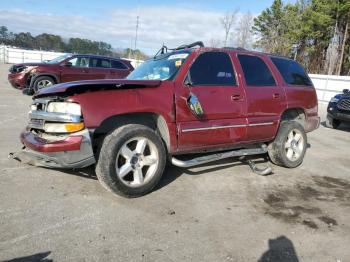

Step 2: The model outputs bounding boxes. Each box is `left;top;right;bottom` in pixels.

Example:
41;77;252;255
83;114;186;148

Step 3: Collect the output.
171;146;268;168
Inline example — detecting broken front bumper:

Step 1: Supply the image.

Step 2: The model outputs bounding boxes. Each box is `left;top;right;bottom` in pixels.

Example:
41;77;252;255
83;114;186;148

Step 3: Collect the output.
14;129;95;169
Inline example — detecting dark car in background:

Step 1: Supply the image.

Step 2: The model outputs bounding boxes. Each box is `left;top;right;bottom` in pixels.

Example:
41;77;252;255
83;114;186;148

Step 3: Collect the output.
8;54;134;93
326;89;350;129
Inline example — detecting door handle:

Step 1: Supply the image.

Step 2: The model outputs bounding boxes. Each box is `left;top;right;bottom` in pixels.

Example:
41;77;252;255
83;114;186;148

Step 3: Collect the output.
273;93;280;99
231;94;243;101
82;69;89;73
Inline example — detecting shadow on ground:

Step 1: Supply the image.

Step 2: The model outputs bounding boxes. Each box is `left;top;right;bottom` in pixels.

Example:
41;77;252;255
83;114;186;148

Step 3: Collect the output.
3;251;52;262
258;236;299;262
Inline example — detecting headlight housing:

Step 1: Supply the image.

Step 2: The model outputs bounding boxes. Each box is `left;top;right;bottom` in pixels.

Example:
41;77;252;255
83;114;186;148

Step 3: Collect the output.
47;102;81;116
44;122;85;133
330;97;339;103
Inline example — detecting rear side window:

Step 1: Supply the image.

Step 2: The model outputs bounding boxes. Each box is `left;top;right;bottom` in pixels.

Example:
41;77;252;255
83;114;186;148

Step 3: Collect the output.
189;52;236;86
99;59;111;68
111;60;128;69
238;55;276;86
271;57;312;86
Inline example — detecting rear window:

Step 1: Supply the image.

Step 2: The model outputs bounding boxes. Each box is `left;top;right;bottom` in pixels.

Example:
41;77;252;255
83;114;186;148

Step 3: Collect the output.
271;57;312;86
238;55;276;86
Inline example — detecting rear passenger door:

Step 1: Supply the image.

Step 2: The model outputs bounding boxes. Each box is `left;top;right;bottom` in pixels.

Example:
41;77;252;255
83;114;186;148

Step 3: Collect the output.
89;58;112;79
236;54;286;142
176;51;247;151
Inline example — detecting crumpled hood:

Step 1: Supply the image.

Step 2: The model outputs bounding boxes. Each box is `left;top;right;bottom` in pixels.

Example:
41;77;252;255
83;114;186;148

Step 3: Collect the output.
34;79;162;98
13;62;48;67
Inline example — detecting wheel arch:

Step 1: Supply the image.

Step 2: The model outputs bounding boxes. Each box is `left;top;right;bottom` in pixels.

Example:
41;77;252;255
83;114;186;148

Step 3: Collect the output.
280;108;306;127
92;112;171;152
30;73;59;88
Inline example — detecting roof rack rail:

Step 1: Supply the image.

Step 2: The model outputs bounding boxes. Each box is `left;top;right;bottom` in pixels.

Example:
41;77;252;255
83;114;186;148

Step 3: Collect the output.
154;41;204;58
174;41;204;51
222;47;246;51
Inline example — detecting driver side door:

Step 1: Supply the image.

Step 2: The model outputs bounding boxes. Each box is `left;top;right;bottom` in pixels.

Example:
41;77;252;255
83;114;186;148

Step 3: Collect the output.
175;51;247;152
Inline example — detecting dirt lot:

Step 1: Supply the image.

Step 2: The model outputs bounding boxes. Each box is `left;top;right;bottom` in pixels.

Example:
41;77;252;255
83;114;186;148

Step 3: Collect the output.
0;64;349;262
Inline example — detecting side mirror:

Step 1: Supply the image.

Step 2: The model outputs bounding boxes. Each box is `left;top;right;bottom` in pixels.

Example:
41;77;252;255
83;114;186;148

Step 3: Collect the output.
343;89;349;94
63;62;72;67
187;93;204;118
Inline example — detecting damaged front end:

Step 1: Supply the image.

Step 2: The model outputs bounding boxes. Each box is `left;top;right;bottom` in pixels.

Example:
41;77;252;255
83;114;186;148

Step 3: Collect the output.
10;98;95;168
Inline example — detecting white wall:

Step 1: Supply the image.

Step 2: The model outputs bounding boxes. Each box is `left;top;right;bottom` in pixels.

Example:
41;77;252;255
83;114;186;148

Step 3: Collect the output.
0;45;67;64
309;74;350;103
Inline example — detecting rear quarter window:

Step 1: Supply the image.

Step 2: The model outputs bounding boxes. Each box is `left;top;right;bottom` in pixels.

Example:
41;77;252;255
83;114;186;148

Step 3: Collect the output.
271;57;312;86
111;60;128;69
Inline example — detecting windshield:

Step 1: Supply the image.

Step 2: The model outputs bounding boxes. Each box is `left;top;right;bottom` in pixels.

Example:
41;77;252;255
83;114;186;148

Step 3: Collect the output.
45;54;72;64
127;52;190;80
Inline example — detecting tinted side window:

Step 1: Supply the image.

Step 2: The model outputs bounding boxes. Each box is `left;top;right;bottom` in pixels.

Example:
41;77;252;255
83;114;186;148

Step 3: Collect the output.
271;57;312;86
111;60;128;69
99;59;111;68
190;52;236;86
90;58;99;67
68;57;89;67
238;55;276;86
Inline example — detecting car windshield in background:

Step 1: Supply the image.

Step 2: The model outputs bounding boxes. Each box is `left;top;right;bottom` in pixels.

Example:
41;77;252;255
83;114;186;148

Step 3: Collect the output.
45;54;72;64
127;52;190;80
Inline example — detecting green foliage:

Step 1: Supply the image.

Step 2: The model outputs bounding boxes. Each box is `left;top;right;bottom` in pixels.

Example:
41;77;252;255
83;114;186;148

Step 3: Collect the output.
252;0;350;75
0;26;146;58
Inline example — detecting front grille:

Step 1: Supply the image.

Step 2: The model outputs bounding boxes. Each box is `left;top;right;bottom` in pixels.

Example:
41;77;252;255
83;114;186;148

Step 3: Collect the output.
337;98;350;111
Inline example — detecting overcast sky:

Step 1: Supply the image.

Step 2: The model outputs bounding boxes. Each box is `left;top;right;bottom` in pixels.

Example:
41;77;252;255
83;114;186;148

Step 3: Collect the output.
0;0;293;54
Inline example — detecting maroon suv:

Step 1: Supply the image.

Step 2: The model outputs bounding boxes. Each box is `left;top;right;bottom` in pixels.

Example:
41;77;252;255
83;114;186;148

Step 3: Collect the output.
14;42;320;198
8;54;134;93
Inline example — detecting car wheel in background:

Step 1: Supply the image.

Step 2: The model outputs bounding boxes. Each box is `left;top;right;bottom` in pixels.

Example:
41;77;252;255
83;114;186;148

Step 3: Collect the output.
325;115;341;129
33;76;55;92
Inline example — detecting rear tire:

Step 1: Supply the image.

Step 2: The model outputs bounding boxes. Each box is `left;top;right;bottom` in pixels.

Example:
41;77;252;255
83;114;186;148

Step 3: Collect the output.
268;121;307;168
96;124;166;198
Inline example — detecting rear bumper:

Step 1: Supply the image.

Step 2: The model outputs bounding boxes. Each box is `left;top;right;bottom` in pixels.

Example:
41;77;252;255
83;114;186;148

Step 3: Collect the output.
16;129;95;168
305;116;320;132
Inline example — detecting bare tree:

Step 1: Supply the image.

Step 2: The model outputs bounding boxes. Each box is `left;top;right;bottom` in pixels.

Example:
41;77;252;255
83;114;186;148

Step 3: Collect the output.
221;9;238;47
207;38;221;48
234;12;254;48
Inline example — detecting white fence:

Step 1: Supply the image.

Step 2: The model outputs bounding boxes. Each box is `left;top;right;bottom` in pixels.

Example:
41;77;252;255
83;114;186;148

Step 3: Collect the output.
309;74;350;103
0;45;143;68
0;45;66;64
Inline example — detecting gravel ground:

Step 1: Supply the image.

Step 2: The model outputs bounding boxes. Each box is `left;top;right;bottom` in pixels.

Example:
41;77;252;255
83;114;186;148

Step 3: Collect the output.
0;64;349;262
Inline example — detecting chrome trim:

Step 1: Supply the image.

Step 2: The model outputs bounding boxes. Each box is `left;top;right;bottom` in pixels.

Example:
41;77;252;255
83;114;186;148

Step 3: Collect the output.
181;122;274;133
182;124;246;133
248;122;274;127
29;110;81;123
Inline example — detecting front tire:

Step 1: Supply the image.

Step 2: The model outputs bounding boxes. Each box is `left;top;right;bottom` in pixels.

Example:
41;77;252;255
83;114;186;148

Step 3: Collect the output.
96;124;166;198
33;76;55;92
268;121;307;168
325;115;341;129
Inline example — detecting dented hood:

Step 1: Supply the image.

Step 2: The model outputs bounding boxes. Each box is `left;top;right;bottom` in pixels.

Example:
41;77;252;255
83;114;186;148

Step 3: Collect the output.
34;79;162;98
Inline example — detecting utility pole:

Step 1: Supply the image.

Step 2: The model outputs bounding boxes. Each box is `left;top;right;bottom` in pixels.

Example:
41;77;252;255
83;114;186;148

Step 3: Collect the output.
134;15;139;51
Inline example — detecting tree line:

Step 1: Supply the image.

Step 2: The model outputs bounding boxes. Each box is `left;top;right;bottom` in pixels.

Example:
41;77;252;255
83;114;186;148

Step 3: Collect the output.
252;0;350;75
0;25;148;60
